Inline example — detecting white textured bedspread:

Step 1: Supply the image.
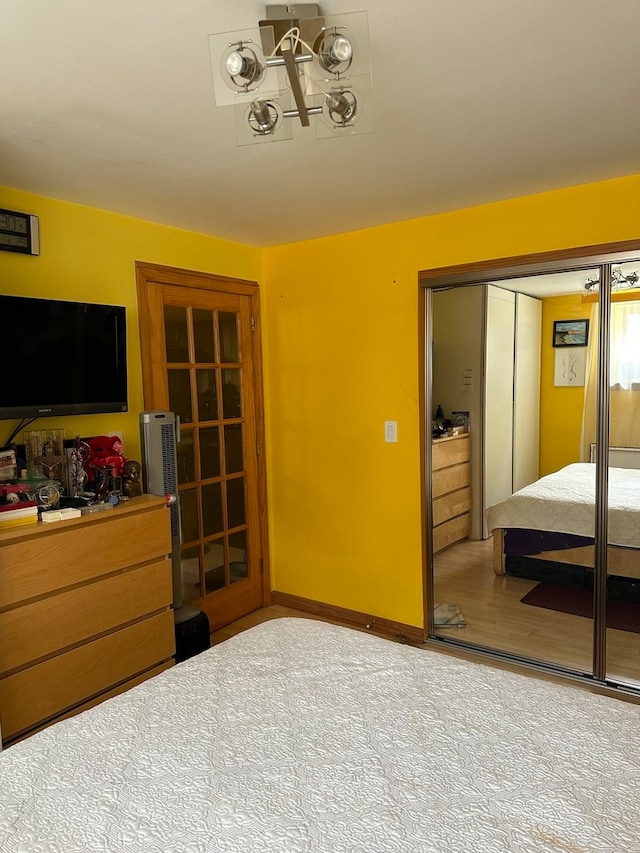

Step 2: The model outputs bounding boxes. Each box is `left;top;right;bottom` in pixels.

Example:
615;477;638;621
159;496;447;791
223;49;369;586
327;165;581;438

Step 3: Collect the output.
486;462;640;547
1;618;640;852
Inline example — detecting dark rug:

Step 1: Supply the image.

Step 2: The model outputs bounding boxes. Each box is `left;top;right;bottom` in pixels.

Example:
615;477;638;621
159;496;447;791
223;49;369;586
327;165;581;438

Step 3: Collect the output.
521;583;640;634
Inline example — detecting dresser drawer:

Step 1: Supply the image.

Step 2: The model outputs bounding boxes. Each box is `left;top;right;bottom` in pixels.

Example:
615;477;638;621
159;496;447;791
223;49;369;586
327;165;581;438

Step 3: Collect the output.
7;662;175;747
0;610;175;740
432;487;472;527
433;513;471;554
432;435;470;470
432;461;470;499
0;506;171;608
0;559;172;675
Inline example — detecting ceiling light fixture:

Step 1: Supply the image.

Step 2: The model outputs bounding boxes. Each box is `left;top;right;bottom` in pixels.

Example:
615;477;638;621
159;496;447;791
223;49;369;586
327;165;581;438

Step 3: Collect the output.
209;4;372;145
584;266;640;292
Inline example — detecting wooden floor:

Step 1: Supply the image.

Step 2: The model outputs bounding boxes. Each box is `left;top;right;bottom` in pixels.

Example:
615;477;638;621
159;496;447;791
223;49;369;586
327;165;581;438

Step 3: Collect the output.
435;537;640;686
209;604;329;647
212;537;640;691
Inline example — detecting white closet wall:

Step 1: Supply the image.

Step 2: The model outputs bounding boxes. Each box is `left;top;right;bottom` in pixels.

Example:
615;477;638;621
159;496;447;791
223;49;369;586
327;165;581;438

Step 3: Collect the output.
432;286;484;539
432;285;541;541
513;293;542;492
483;286;516;535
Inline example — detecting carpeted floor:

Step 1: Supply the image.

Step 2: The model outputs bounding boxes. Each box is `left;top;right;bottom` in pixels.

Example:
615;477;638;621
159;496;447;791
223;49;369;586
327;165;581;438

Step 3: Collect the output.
521;582;640;634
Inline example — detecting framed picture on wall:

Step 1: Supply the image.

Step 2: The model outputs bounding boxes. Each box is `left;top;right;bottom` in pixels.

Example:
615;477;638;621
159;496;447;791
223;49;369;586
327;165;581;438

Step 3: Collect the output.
552;319;589;347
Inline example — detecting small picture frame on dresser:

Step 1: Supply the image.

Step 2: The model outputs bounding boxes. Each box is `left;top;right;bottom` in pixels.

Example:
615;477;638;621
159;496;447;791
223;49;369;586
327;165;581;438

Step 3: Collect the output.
451;411;470;433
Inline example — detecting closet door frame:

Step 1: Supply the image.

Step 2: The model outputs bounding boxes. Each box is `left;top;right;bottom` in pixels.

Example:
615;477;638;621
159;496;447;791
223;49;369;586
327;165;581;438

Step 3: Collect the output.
419;239;640;687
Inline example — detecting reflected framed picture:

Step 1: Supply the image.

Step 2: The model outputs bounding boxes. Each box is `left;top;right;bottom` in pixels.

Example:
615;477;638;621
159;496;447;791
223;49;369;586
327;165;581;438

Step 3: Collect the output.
554;348;586;386
552;319;589;347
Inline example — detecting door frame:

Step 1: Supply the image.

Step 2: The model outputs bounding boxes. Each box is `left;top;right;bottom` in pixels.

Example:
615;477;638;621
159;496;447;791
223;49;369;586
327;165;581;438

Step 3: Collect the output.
418;239;640;678
135;261;271;609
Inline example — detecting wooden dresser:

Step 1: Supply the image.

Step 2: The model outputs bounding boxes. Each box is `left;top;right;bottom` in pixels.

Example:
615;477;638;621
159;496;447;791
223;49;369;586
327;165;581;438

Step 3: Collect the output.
431;434;472;553
0;494;175;747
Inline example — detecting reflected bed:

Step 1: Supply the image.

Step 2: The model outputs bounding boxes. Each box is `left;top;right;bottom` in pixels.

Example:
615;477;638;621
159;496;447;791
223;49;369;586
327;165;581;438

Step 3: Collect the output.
486;462;640;580
1;617;640;851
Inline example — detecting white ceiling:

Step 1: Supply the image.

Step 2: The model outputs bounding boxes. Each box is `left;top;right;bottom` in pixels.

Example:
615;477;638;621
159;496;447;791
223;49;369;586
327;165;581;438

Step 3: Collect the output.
1;0;639;248
498;270;596;298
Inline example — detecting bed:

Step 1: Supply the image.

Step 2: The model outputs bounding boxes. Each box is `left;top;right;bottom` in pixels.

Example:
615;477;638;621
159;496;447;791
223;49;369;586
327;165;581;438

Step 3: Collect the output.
486;462;640;582
1;617;639;852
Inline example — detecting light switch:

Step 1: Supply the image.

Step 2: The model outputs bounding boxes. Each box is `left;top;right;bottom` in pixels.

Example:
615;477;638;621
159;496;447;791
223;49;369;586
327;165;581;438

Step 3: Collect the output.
384;421;398;443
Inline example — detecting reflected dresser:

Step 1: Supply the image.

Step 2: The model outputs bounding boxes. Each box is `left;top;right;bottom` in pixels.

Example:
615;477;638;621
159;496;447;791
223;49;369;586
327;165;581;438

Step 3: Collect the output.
432;433;472;553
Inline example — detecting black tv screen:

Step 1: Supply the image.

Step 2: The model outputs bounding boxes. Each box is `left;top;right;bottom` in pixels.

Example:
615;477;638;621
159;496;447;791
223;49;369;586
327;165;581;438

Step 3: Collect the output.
1;294;127;419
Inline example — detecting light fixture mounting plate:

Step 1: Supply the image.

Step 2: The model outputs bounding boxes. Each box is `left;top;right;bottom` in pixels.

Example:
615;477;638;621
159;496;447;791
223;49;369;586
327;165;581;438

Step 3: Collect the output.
259;4;323;55
262;5;320;21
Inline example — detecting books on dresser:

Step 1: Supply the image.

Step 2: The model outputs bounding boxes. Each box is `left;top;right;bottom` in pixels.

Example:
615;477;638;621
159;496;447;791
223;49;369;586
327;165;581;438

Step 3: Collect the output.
0;502;39;528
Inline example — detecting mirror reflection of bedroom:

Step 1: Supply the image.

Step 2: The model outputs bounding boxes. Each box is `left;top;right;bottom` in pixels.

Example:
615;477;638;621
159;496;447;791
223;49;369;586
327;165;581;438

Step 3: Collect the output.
427;257;640;689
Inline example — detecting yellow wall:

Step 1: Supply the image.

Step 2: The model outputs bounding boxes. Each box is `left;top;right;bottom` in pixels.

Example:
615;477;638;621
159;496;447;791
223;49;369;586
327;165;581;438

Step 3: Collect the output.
262;174;640;627
539;295;592;476
0;187;261;459
2;175;639;631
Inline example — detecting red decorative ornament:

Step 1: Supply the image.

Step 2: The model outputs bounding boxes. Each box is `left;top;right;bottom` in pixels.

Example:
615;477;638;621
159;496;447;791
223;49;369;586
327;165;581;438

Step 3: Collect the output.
86;435;126;480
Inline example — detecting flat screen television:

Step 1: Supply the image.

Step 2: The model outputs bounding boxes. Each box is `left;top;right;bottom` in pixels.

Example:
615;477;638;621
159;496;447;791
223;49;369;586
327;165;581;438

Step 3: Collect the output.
0;294;127;419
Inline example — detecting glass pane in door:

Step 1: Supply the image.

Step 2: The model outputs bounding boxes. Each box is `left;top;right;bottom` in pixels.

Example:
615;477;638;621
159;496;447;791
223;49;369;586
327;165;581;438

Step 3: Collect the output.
168;370;192;423
181;544;201;605
229;529;248;583
227;477;246;529
193;309;216;362
199;426;221;479
196;369;218;421
180;488;199;544
202;482;224;537
224;423;244;473
219;312;239;362
177;427;195;484
164;306;189;362
222;368;242;418
204;539;225;592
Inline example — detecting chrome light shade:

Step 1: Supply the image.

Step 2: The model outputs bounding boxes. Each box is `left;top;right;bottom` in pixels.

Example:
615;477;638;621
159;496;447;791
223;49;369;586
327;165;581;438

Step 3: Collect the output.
316;31;354;75
224;46;265;90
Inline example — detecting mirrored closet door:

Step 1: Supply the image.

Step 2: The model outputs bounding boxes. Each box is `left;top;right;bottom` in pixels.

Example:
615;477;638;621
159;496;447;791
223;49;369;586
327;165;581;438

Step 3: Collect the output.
603;260;640;687
422;245;640;689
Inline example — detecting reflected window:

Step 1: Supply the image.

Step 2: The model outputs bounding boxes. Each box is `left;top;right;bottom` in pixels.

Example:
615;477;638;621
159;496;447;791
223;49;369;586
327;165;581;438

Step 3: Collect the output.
610;305;640;389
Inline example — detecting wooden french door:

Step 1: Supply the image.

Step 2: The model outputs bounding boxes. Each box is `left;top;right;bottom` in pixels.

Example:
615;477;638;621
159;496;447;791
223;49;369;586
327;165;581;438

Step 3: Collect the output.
136;263;269;631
